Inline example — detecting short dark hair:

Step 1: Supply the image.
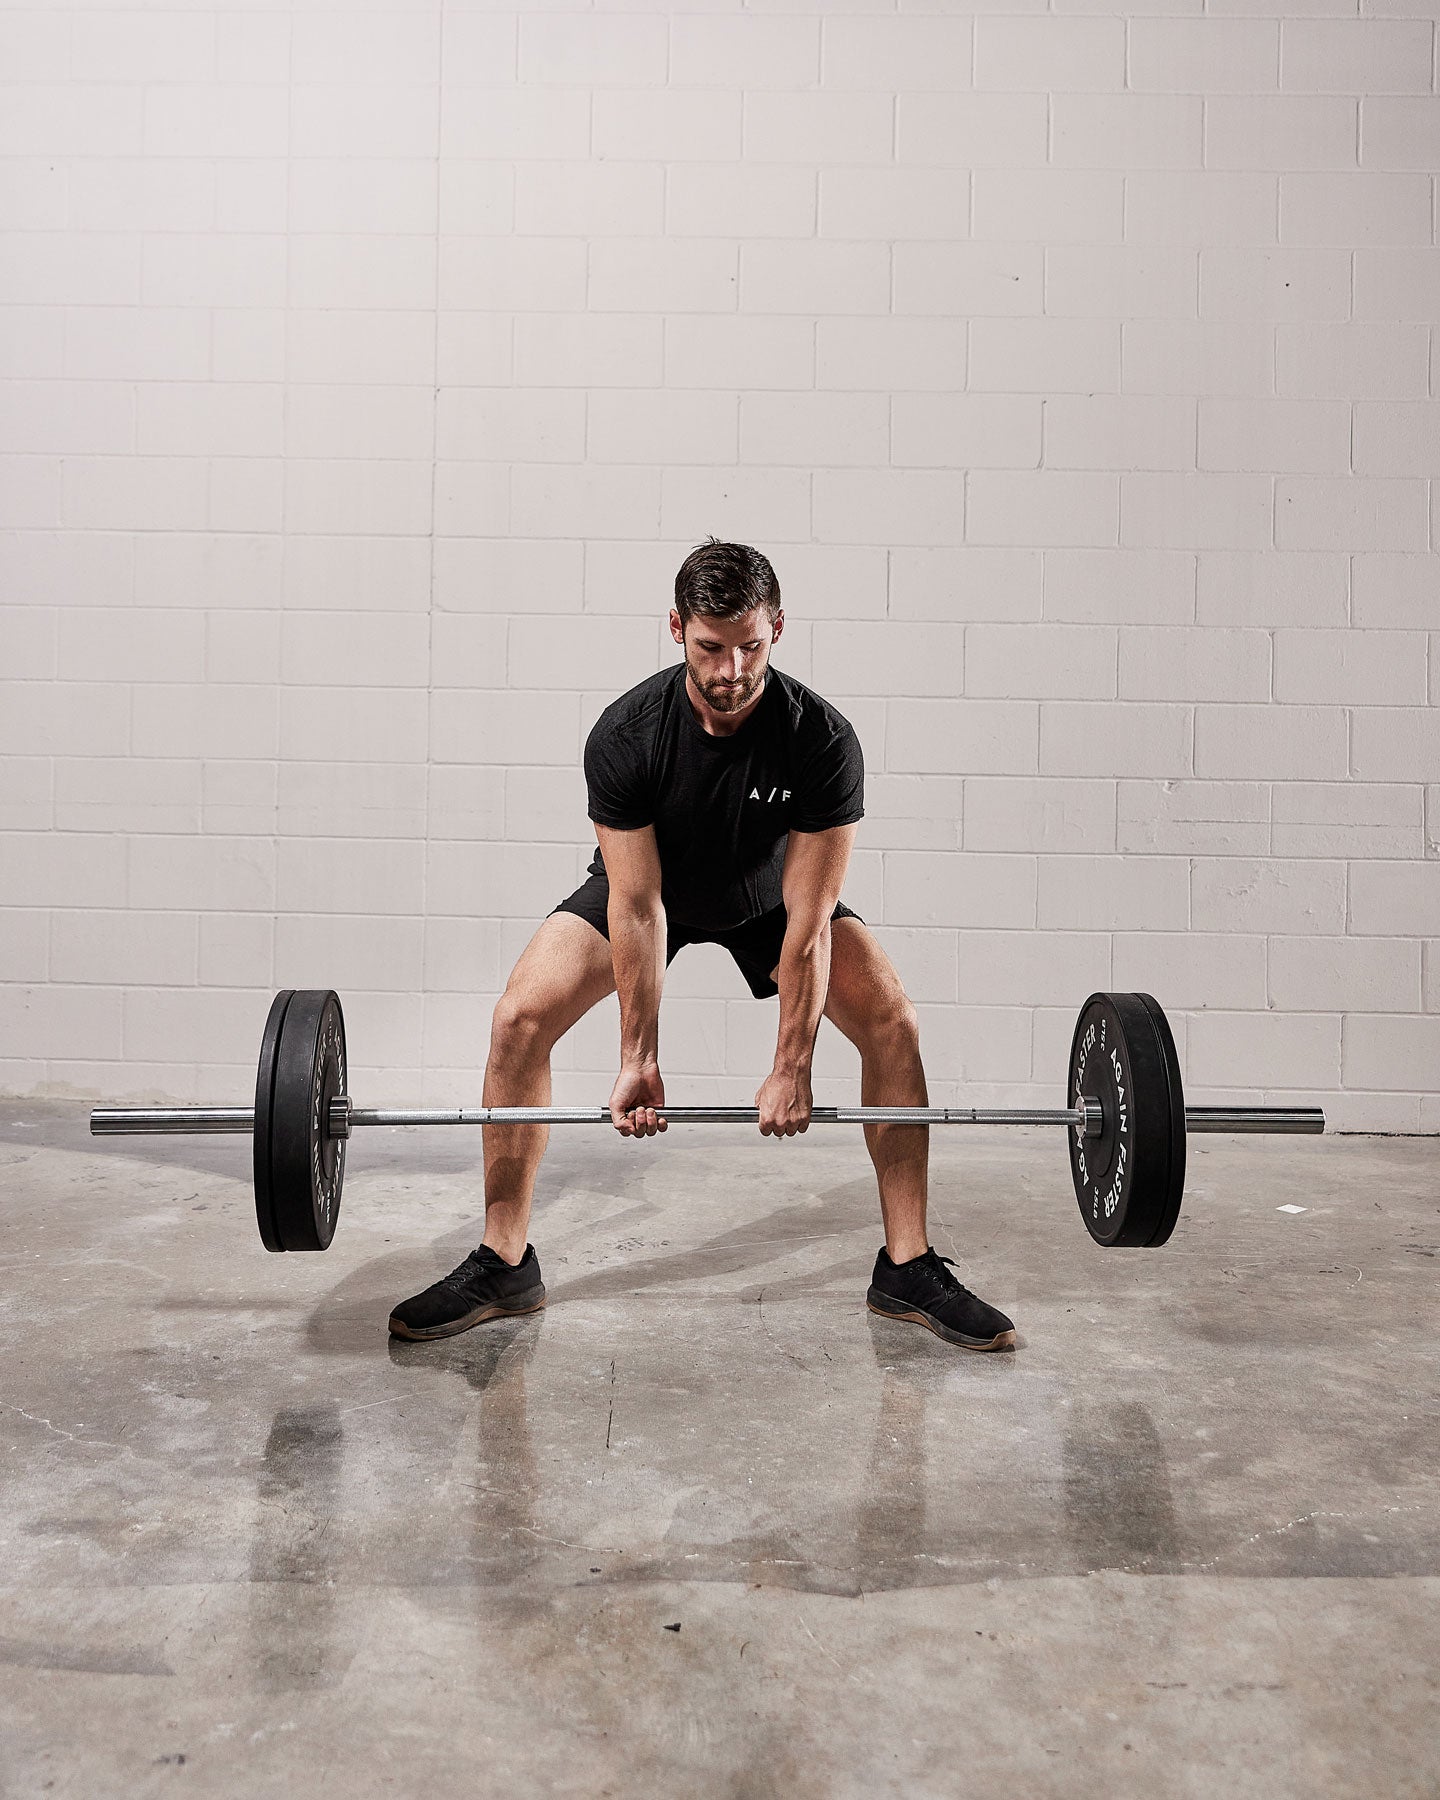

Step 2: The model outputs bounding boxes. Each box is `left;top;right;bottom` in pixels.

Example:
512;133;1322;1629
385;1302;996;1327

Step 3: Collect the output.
673;537;781;628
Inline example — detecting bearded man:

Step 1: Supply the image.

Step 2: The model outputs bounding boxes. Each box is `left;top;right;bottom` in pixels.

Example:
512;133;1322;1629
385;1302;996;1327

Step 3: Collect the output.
389;538;1015;1354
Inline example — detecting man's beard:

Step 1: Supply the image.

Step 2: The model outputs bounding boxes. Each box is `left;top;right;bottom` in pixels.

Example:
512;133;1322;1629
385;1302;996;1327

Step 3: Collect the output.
686;656;766;714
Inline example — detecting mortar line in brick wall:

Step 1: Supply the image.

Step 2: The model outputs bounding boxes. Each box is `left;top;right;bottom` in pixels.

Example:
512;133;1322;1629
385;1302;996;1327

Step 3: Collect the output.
189;27;287;828
419;0;447;1084
276;3;294;655
582;257;593;472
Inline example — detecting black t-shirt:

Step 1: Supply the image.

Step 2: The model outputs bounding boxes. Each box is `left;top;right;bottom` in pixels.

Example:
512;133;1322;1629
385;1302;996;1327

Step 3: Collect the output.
583;664;865;931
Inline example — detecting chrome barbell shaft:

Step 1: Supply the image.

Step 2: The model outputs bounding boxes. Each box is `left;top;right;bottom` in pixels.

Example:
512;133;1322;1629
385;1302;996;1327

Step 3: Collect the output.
339;1103;1094;1131
90;1100;1325;1138
91;1102;1092;1133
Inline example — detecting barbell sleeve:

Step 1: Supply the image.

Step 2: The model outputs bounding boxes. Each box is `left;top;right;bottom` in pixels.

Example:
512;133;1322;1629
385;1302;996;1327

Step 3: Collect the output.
1181;1107;1326;1134
91;1107;254;1135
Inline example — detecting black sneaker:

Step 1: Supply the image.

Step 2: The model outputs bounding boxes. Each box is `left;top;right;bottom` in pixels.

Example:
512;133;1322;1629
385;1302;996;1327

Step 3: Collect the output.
867;1246;1016;1351
388;1244;546;1342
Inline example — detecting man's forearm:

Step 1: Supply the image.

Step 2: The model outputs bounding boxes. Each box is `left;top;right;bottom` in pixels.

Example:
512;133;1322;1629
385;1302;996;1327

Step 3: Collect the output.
608;906;666;1065
773;923;832;1073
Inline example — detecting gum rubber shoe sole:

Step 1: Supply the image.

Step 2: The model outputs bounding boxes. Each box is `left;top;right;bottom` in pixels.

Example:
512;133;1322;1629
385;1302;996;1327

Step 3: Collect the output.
867;1292;1016;1352
388;1288;546;1342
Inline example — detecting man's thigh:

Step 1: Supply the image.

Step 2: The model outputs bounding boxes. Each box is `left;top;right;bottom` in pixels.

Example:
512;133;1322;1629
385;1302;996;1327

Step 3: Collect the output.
809;916;914;1048
500;908;617;1041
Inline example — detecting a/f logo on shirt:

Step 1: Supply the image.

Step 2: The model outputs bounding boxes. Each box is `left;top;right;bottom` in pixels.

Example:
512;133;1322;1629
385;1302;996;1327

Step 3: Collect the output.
749;786;791;802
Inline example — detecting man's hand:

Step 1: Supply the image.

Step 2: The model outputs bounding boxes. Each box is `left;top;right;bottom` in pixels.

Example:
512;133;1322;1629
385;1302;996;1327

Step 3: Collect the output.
755;1066;813;1137
609;1061;667;1138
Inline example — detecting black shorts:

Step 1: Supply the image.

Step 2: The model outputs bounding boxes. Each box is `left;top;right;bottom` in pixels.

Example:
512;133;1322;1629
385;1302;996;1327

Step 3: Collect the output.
551;872;863;1001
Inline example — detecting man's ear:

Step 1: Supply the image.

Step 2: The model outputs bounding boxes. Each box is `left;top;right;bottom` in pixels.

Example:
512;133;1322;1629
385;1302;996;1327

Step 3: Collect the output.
669;609;685;647
770;610;784;645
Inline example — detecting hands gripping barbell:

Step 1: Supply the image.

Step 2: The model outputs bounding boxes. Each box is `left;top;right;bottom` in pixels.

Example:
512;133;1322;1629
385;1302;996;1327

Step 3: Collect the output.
88;988;1324;1255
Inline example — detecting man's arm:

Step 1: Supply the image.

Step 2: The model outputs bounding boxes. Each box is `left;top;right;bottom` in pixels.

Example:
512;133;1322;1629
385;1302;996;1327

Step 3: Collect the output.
596;822;668;1137
757;822;859;1136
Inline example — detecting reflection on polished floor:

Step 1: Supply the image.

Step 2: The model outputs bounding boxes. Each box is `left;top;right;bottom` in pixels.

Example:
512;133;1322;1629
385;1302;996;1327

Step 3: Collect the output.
2;1101;1436;1796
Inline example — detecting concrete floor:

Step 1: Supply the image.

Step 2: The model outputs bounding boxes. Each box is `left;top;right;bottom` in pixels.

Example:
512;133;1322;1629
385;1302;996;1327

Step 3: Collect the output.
1;1101;1436;1798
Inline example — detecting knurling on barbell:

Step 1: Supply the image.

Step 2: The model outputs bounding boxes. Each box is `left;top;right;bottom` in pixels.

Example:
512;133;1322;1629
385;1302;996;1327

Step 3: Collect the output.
89;988;1325;1257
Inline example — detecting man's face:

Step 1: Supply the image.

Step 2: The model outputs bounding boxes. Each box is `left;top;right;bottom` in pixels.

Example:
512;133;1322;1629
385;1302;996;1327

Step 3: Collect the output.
671;605;783;714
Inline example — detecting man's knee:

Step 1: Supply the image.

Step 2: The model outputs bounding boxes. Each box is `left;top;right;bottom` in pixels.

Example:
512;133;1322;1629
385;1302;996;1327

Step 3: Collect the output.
852;992;921;1061
489;990;559;1066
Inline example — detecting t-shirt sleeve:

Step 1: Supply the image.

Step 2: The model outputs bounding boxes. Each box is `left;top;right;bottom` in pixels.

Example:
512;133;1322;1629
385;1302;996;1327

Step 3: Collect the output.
583;711;654;830
789;716;865;833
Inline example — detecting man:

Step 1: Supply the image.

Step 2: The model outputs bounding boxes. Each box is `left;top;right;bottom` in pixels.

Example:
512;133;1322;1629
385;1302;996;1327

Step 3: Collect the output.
389;539;1015;1353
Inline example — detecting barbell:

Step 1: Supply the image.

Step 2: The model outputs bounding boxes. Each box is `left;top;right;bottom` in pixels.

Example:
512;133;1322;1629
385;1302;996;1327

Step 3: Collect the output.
88;988;1324;1255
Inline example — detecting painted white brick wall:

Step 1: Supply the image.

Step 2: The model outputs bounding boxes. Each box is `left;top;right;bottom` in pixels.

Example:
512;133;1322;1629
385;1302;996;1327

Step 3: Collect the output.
1;3;1436;1135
